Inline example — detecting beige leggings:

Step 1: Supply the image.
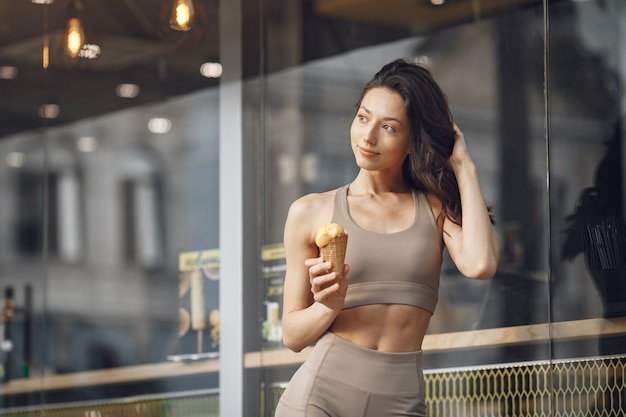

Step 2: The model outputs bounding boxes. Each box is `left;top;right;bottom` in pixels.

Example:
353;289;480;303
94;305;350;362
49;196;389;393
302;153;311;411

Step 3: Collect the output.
274;332;426;417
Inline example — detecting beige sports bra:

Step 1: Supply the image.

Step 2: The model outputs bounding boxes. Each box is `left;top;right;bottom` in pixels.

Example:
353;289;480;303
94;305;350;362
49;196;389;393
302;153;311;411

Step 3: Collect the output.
332;185;443;314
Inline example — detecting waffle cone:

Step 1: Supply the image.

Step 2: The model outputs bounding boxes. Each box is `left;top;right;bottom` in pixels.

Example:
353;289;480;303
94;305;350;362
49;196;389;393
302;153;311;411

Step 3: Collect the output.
319;234;348;278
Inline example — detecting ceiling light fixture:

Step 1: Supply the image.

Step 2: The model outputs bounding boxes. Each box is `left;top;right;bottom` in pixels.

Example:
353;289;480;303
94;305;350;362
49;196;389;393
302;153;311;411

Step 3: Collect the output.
158;0;208;46
76;136;99;153
116;83;141;98
415;55;432;67
148;118;172;134
6;152;26;169
0;66;18;80
79;44;101;60
38;103;61;119
200;62;222;78
430;0;445;5
63;0;86;58
170;0;195;31
43;36;49;69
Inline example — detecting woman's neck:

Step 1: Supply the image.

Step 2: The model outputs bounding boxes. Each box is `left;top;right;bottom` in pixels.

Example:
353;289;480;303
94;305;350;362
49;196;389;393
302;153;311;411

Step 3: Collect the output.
350;171;410;195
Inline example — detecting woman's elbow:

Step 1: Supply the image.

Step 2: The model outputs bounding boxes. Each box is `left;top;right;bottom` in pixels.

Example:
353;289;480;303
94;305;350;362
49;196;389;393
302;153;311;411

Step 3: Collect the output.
283;341;304;353
460;255;498;280
282;334;306;353
472;265;497;280
281;322;307;352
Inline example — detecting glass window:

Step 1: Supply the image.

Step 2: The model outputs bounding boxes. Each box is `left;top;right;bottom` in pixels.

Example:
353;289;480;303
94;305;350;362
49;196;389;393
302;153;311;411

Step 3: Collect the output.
2;1;626;416
1;0;221;410
257;0;551;414
549;0;626;359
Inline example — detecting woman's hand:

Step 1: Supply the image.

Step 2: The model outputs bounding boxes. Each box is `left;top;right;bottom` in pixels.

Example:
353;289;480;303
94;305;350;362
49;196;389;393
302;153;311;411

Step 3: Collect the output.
449;122;472;168
305;257;349;311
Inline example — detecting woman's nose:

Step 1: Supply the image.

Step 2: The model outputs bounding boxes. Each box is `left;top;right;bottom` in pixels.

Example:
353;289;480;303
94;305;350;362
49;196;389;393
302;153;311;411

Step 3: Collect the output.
363;125;377;144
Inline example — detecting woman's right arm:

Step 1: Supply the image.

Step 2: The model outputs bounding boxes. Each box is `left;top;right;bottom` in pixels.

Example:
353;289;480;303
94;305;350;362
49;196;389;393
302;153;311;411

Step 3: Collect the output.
280;195;348;352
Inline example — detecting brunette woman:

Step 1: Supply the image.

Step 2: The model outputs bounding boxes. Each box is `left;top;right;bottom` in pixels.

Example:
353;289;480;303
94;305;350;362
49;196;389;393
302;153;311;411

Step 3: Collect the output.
275;58;499;417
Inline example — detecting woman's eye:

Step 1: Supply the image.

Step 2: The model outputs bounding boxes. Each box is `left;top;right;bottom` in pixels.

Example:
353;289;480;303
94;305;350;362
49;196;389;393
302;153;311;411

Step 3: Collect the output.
383;124;395;132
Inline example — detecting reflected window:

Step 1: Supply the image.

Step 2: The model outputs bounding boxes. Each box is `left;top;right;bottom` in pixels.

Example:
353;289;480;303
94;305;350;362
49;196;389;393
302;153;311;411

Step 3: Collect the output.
14;148;83;263
117;147;165;269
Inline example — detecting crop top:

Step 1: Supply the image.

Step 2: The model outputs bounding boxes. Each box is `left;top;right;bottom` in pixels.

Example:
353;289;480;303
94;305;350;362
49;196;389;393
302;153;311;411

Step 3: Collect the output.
332;184;443;314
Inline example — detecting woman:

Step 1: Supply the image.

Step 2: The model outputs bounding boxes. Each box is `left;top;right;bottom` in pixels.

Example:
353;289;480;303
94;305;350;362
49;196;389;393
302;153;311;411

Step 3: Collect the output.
275;58;499;417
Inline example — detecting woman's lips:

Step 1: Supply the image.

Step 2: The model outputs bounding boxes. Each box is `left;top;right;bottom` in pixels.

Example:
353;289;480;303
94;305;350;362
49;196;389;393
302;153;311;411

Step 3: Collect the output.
357;145;378;157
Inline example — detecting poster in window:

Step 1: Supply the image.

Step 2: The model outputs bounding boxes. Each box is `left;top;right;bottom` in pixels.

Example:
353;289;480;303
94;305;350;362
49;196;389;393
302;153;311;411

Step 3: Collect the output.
177;249;220;357
261;243;285;349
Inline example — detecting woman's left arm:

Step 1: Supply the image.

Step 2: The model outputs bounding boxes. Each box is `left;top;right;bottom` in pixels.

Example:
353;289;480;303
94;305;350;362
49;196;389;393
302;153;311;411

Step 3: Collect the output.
443;123;500;279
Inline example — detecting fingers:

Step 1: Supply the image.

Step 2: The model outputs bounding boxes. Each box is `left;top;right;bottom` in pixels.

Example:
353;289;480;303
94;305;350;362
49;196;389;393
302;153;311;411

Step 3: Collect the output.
452;122;464;140
312;276;347;308
305;257;349;276
309;263;336;291
312;282;341;302
304;256;323;267
306;257;347;302
305;257;330;280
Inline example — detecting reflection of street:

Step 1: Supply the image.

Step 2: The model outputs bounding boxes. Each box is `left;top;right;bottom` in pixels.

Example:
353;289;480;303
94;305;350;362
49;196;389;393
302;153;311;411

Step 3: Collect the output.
562;122;626;320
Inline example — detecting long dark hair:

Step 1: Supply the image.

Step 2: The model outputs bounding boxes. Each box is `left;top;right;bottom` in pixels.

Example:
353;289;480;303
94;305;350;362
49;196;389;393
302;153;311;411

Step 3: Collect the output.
356;58;463;225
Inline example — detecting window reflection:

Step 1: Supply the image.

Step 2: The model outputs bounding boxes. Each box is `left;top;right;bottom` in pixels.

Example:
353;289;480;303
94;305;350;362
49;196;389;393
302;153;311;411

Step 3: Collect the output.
264;12;549;338
118;147;165;269
10;145;83;262
57;167;82;262
550;0;625;330
0;0;625;415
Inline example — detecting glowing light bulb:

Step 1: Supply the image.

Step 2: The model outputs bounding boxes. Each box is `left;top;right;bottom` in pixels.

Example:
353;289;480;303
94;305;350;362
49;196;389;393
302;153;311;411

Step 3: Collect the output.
148;118;172;134
200;62;222;78
170;0;195;31
116;83;140;98
76;136;98;152
38;103;61;119
6;152;26;168
64;17;85;58
0;66;18;80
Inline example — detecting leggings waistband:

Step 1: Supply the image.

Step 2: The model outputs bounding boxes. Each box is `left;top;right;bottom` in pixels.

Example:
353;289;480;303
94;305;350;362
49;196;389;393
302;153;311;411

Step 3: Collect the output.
304;332;423;396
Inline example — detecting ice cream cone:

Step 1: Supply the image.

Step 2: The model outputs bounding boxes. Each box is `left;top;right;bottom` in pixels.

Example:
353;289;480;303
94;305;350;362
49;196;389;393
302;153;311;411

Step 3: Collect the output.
319;233;348;278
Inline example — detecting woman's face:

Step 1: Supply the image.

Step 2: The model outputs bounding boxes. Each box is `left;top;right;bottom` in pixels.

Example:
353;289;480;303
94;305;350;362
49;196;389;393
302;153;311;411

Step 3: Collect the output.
350;87;412;173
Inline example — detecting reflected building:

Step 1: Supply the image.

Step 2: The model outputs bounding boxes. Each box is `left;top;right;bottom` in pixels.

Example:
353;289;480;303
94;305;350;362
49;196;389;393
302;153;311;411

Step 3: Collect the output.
1;0;626;416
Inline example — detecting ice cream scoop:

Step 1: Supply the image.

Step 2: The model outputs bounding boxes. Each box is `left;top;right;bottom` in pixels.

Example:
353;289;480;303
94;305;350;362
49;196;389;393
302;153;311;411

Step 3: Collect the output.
315;223;348;278
315;223;346;247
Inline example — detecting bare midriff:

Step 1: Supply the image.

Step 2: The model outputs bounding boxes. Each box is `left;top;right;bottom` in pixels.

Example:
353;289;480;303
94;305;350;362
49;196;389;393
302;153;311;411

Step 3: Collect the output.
329;304;432;352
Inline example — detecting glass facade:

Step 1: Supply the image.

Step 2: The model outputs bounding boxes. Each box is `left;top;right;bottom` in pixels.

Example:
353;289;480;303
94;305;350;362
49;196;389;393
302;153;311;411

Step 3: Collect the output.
1;0;625;415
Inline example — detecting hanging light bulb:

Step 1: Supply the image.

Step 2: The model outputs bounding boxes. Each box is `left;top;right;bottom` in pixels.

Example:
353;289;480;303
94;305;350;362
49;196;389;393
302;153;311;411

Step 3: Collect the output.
170;0;195;31
64;18;85;57
63;1;85;58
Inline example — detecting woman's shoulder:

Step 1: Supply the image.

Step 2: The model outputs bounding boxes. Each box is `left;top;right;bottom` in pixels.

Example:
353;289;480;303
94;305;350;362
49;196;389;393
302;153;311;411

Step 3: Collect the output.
288;187;342;222
422;191;445;227
284;188;342;243
289;189;337;214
